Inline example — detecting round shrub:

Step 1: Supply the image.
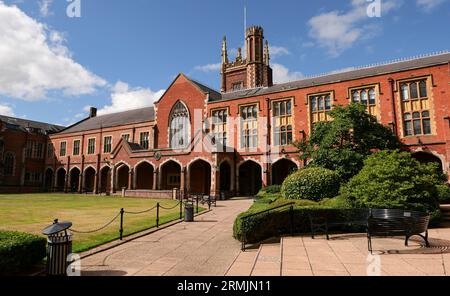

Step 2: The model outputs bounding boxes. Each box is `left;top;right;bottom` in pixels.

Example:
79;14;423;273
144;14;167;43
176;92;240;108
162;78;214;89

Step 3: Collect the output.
340;150;444;213
281;167;340;201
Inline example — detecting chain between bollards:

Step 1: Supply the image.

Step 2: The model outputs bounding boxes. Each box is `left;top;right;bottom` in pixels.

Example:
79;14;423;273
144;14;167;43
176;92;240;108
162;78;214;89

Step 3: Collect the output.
179;198;183;220
156;203;160;228
119;208;124;240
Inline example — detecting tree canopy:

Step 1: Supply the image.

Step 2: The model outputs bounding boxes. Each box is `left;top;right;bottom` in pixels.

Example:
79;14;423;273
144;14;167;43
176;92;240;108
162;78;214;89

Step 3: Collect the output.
295;103;401;181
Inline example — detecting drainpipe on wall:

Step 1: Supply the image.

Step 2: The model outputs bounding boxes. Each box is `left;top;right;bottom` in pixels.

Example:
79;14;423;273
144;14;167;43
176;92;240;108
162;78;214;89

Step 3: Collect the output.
266;98;271;187
388;78;399;137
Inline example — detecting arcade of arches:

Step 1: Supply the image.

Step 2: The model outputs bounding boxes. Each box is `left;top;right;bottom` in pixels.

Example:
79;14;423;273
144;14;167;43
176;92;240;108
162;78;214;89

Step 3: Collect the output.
46;151;448;196
45;157;303;196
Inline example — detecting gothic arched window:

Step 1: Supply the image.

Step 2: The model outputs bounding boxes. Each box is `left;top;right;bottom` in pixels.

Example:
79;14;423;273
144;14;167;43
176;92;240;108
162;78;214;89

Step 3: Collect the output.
4;152;15;176
169;101;190;149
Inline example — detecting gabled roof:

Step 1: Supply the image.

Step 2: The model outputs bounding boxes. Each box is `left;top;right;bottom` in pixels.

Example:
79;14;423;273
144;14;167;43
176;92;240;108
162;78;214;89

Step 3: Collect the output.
57;107;155;135
187;77;222;101
155;73;222;104
0;115;64;135
213;52;450;102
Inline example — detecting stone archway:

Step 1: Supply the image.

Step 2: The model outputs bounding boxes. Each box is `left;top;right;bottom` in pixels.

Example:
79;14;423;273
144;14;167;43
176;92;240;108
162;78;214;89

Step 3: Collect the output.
56;168;66;192
69;167;81;192
116;164;130;190
84;167;96;192
135;162;154;190
188;159;211;195
44;168;54;191
160;161;181;190
100;166;111;193
413;152;444;173
219;161;231;192
239;160;262;196
271;159;298;185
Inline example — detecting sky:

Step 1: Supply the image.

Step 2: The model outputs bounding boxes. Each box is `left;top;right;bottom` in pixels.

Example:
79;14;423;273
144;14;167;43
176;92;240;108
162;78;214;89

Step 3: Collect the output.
0;0;449;126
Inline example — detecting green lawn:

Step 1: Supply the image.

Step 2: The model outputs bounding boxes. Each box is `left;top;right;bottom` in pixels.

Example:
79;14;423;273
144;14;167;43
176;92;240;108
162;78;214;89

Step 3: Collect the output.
0;194;190;253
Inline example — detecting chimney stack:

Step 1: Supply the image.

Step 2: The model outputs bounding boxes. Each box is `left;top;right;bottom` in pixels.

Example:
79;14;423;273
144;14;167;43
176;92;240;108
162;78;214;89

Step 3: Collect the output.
89;107;97;118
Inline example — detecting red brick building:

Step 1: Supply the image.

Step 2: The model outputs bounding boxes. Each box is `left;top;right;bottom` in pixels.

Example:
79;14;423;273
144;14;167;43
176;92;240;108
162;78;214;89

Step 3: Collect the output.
0;115;63;193
38;26;450;197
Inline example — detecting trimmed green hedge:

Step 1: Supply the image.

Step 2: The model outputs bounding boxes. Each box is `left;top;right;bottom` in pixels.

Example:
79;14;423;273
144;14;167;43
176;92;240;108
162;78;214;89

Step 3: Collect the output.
233;205;355;244
281;167;340;201
0;231;46;273
257;185;281;196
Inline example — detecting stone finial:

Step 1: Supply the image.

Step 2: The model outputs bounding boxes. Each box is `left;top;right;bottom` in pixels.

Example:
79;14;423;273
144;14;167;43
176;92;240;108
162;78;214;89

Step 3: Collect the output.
221;36;228;65
236;47;243;62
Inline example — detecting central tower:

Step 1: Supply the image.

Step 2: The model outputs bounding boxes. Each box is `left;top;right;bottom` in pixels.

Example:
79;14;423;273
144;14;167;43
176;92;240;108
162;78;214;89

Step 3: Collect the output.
221;26;273;93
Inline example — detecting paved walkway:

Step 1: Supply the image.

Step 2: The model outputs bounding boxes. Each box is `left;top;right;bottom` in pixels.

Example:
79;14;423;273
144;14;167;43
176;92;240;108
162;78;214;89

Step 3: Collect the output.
81;199;450;276
227;229;450;276
80;199;253;276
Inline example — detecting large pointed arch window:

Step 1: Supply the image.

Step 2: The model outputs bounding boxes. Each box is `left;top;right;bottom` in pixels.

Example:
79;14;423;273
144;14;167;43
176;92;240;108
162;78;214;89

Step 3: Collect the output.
169;101;190;149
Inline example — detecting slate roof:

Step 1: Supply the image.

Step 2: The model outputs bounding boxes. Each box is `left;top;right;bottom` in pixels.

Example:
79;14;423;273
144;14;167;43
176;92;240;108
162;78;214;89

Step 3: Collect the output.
57;107;155;135
212;52;450;102
0;115;64;135
52;52;450;135
188;78;222;101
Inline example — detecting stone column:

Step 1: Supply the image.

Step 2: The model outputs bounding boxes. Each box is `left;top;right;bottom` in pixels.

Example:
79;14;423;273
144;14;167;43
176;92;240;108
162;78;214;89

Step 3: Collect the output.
93;173;98;194
78;173;83;193
180;167;186;197
152;169;158;190
128;168;134;190
211;165;219;197
111;166;116;193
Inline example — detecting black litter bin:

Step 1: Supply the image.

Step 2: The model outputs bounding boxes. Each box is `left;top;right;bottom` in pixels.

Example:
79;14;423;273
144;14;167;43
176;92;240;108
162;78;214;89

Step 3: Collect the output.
185;204;194;222
42;219;73;276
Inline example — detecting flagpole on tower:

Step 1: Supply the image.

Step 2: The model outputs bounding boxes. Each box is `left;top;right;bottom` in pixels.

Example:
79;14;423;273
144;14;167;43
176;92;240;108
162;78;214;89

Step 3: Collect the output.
244;1;247;39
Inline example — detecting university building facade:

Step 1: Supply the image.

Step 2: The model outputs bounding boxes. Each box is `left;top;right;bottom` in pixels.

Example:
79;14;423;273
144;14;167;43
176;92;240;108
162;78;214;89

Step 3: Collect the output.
4;26;449;196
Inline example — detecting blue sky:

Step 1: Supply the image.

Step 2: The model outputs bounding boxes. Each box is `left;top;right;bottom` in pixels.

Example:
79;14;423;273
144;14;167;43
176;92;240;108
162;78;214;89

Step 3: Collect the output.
0;0;449;125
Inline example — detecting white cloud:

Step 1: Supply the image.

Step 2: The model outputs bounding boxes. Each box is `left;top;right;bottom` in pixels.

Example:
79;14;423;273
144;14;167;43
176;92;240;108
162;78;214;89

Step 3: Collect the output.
38;0;53;17
194;63;221;73
270;46;290;58
97;81;165;115
0;2;106;101
416;0;447;12
272;63;304;84
0;103;14;116
307;0;402;57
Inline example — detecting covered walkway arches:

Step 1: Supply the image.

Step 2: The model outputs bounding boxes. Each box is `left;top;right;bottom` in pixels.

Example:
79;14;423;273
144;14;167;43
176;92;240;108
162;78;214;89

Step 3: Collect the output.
219;161;232;192
135;162;154;190
116;164;130;190
56;168;66;192
100;166;111;193
160;160;181;190
271;158;298;185
413;152;444;173
188;159;211;195
44;168;54;191
238;160;262;196
69;167;81;192
84;167;96;192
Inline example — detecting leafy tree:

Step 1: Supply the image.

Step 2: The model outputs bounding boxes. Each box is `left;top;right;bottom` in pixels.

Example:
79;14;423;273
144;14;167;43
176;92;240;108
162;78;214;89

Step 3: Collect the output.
295;103;401;181
340;150;445;213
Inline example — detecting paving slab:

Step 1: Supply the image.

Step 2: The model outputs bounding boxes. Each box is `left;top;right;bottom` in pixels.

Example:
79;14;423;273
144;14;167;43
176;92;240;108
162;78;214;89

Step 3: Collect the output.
81;199;253;276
